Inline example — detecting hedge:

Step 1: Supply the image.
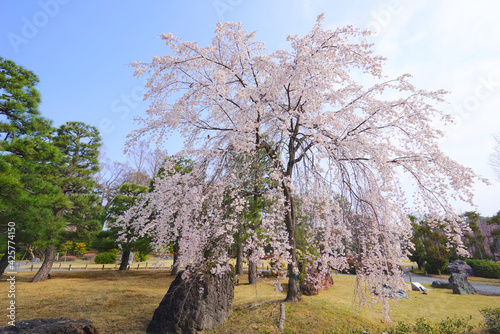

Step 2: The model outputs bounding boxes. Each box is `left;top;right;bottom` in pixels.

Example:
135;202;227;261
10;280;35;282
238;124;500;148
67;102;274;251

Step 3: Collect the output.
465;259;500;279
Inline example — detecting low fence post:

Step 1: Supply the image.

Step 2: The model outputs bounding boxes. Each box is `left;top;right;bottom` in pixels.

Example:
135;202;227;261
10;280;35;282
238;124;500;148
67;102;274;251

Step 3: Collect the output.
279;303;286;332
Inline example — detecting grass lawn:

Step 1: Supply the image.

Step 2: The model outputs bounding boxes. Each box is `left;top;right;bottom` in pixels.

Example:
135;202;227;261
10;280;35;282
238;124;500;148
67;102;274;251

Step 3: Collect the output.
0;271;498;333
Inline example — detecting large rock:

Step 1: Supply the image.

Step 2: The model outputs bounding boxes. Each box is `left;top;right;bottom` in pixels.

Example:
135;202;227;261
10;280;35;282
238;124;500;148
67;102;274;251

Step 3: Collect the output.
431;281;452;289
447;260;475;276
147;270;234;334
0;318;98;333
376;285;409;299
448;273;477;294
300;265;334;296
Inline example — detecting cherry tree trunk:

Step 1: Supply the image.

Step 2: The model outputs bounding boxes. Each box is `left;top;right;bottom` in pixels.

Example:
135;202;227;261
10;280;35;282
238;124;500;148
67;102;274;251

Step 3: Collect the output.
171;242;180;276
248;259;257;285
235;243;243;276
119;248;131;271
0;250;10;276
31;245;55;283
283;185;302;302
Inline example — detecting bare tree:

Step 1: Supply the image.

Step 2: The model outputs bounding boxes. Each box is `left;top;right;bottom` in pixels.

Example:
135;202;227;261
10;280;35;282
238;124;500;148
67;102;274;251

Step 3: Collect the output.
95;152;128;210
147;147;169;178
124;141;168;185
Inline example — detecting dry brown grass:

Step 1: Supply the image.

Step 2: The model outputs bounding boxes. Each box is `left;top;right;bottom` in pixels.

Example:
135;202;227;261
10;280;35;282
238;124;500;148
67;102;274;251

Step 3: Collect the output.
2;271;173;333
0;271;497;333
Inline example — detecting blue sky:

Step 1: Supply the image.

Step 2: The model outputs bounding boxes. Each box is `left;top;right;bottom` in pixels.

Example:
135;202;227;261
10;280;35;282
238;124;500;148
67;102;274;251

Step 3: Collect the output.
1;0;499;216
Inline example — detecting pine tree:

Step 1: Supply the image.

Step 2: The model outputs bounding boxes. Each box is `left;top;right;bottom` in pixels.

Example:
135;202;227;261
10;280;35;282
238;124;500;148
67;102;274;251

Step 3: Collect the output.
0;58;68;276
32;122;102;282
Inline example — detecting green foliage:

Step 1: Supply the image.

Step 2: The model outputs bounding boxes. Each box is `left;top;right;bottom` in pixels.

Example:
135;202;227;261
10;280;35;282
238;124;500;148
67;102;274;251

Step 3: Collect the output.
135;252;149;262
387;316;474;334
487;212;500;245
91;230;116;253
0;59;68;258
54;121;103;245
487;211;500;226
409;218;456;275
1;117;69;251
107;183;149;221
0;56;42;140
480;307;500;334
105;182;152;262
466;259;500;279
94;252;117;264
462;211;489;260
425;257;449;275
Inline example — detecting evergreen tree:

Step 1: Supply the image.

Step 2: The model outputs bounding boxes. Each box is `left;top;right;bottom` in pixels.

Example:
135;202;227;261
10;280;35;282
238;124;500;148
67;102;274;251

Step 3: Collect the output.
0;58;68;276
462;211;488;260
107;183;150;270
54;121;102;244
32;121;102;282
0;56;42;141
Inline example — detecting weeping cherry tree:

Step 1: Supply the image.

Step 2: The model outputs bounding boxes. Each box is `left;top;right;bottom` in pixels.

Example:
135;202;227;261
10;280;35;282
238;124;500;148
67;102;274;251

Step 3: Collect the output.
118;15;483;313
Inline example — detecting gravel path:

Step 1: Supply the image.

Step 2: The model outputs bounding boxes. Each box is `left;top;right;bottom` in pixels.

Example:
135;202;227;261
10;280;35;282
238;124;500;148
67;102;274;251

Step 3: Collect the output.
403;272;500;296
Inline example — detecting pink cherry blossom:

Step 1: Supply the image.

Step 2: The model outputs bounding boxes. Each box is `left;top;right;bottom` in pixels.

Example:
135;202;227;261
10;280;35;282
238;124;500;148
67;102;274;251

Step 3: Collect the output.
119;14;484;317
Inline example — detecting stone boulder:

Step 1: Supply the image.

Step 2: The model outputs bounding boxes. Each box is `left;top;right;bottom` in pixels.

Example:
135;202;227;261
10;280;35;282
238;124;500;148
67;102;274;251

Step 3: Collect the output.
449;273;477;294
447;260;475;276
147;270;234;334
377;285;409;299
431;280;452;289
300;265;334;296
0;318;98;333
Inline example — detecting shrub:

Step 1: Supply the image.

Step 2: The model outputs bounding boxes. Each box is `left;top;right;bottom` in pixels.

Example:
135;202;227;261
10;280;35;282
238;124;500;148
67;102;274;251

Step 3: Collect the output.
481;307;500;334
94;252;117;264
388;316;474;334
135;252;149;262
465;259;500;279
59;255;77;261
83;253;96;261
